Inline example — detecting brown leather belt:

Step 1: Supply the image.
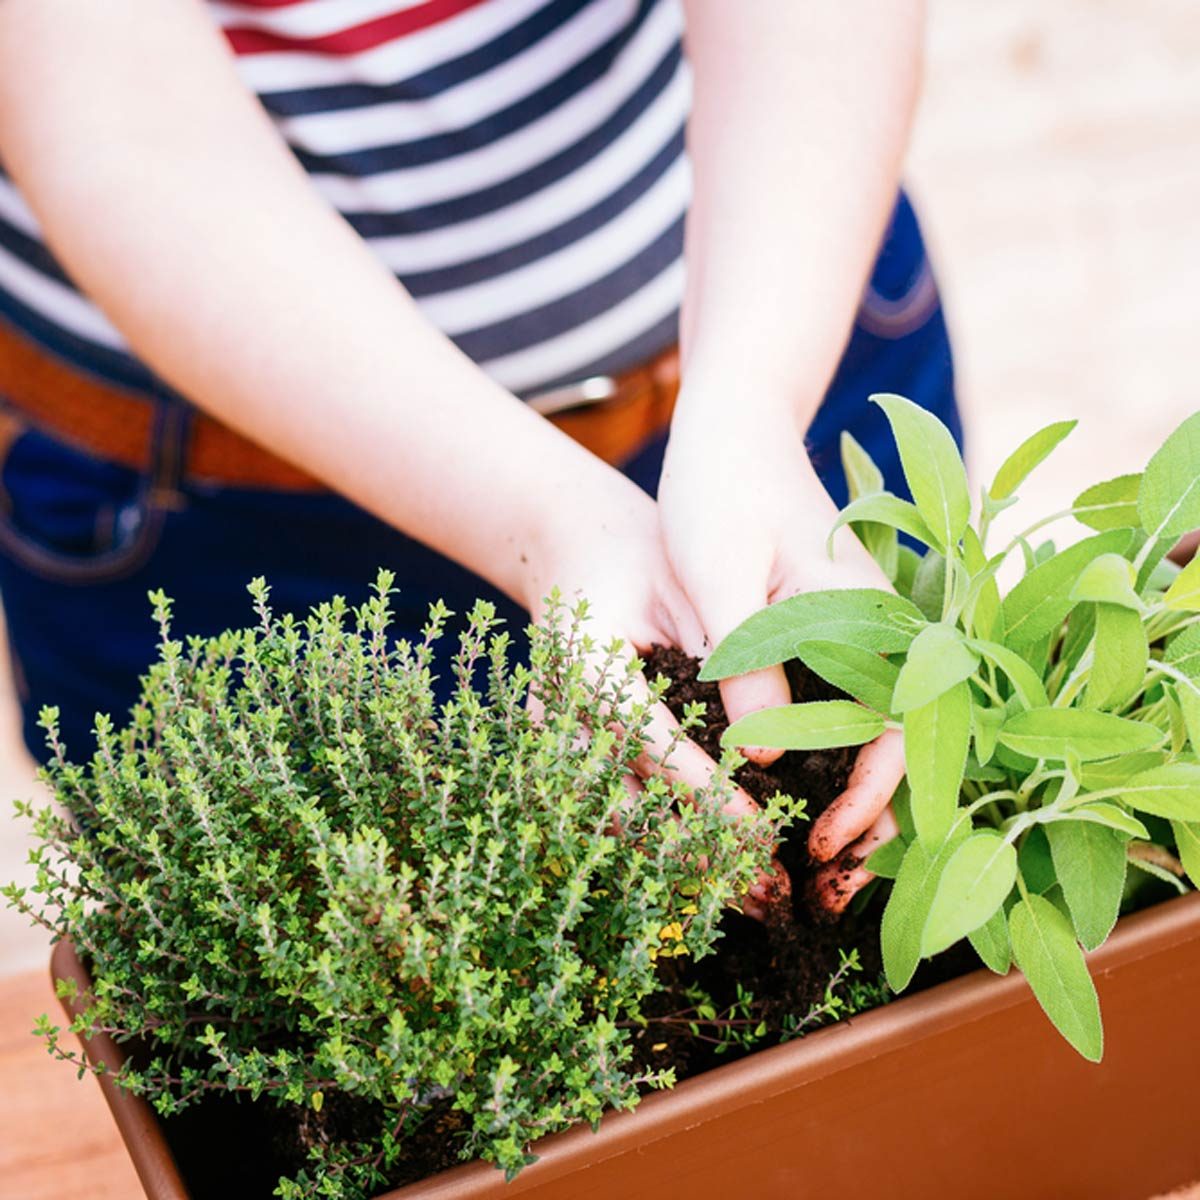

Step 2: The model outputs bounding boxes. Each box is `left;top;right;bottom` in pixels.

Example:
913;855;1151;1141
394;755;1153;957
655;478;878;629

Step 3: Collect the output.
0;319;680;490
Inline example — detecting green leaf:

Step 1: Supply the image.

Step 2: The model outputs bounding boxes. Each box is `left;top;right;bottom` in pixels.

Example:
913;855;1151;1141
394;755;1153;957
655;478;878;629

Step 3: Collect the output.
701;589;923;681
962;527;1002;640
1045;821;1127;951
998;707;1160;763
1019;826;1057;894
1163;554;1200;612
910;551;948;621
1080;751;1166;790
1086;603;1149;712
1166;623;1200;679
904;680;972;845
1009;895;1103;1061
872;394;971;552
881;831;965;991
969;639;1049;709
1127;853;1188;894
891;623;980;714
1139;412;1200;543
972;705;1004;766
1116;763;1200;820
1053;802;1149;840
991;419;1077;501
792;641;900;714
1170;820;1200;887
1073;473;1142;532
829;493;936;554
841;429;884;496
1069;554;1142;610
893;545;922;600
969;905;1012;974
921;831;1018;956
1175;681;1200;755
722;701;885;752
865;835;907;880
1000;529;1134;650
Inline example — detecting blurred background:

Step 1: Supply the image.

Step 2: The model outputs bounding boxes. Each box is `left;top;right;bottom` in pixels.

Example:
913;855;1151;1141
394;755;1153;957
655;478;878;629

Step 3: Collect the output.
1;1;1199;1190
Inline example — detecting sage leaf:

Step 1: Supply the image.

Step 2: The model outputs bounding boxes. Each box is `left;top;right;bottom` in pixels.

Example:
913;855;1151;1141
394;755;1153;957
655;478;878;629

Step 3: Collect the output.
881;831;965;991
701;589;923;680
904;680;972;845
1170;820;1200;888
1069;554;1142;610
829;494;936;555
1139;411;1200;543
1009;895;1103;1062
865;835;907;880
792;641;899;714
997;707;1161;762
1166;623;1200;679
1163;554;1200;612
1073;473;1141;532
893;545;922;600
921;831;1018;956
1080;751;1166;790
722;701;885;752
1019;826;1058;894
1175;681;1200;754
911;550;948;621
872;394;970;552
1085;603;1148;712
1116;763;1200;820
1055;802;1148;840
1000;529;1134;650
841;429;884;495
891;623;980;713
962;527;1002;640
969;639;1049;709
990;419;1077;501
969;905;1012;974
1045;821;1126;951
973;705;1004;766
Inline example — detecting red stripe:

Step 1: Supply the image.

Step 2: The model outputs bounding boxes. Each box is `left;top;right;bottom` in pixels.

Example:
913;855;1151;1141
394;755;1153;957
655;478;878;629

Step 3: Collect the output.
225;0;490;56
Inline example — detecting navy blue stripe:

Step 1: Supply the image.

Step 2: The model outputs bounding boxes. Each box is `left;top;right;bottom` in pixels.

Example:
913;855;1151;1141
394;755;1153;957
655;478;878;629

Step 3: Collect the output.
345;42;680;237
453;212;682;363
0;290;163;397
291;0;658;175
260;0;590;117
402;122;682;298
0;214;75;292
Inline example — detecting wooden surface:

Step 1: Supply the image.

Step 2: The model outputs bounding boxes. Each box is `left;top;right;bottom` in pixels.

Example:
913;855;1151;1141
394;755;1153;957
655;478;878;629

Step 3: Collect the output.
0;966;142;1200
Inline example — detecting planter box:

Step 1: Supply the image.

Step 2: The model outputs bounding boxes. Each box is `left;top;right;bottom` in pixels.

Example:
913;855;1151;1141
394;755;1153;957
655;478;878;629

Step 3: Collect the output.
54;892;1200;1200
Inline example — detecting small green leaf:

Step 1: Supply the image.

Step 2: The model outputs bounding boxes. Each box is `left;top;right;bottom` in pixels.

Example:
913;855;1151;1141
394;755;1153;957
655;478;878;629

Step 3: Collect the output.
865;835;908;880
722;701;885;752
921;831;1018;956
991;419;1077;501
1085;603;1148;712
891;623;980;714
1009;895;1103;1061
1054;802;1148;840
1073;473;1142;532
1166;624;1200;679
910;551;948;622
1116;763;1200;820
872;394;971;553
969;639;1049;709
792;641;900;714
701;590;924;680
962;527;1002;640
1019;826;1057;894
893;545;922;600
1045;821;1127;951
972;705;1004;766
1163;554;1200;612
998;707;1161;763
1069;554;1142;610
1175;681;1200;755
1139;412;1200;543
904;681;972;845
841;429;884;496
1000;530;1134;650
969;905;1012;974
1080;751;1166;791
829;493;937;554
1170;820;1200;887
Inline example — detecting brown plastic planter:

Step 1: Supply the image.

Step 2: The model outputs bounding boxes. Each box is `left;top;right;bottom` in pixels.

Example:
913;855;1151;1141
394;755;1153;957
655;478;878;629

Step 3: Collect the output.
54;892;1200;1200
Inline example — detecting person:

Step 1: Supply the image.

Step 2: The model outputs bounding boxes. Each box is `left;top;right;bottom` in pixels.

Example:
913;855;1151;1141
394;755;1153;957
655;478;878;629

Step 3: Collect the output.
0;0;959;916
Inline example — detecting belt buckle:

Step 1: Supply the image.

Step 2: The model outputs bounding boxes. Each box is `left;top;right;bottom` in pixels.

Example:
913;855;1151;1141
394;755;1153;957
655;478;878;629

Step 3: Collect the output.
525;375;618;417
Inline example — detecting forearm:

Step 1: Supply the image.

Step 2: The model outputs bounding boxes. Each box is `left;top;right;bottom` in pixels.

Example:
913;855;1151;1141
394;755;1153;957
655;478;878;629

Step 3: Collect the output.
0;0;613;606
678;0;925;419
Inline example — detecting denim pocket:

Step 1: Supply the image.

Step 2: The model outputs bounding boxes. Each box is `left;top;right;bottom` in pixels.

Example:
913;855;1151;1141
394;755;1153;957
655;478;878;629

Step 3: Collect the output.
0;422;167;584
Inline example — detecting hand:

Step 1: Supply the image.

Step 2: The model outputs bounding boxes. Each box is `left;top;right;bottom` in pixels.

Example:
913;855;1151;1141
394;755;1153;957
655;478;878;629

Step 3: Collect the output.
658;393;905;914
517;460;787;920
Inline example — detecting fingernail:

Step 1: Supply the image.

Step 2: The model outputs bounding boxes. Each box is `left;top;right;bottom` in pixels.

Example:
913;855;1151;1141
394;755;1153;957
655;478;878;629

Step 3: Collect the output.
743;902;767;923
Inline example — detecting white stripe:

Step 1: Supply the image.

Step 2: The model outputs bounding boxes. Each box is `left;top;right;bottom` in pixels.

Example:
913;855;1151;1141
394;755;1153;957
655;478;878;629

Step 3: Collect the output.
230;0;554;91
0;177;43;239
281;0;678;211
0;242;126;350
277;0;635;148
336;62;690;271
418;153;687;335
210;0;434;41
480;256;683;393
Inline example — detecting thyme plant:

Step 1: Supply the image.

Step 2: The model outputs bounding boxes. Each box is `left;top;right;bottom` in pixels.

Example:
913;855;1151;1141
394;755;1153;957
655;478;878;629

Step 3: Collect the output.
706;399;1200;1060
6;574;795;1198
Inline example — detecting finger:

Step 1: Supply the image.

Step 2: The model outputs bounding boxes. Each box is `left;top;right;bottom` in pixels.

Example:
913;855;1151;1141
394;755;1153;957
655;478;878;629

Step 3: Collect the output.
718;668;792;767
811;806;900;916
808;728;905;864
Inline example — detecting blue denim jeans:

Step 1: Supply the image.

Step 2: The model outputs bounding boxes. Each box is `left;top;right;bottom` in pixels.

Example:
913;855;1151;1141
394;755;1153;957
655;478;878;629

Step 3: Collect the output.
0;193;959;762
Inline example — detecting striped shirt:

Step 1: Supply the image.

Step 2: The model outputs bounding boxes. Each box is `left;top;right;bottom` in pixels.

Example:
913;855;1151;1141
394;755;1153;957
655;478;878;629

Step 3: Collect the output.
0;0;688;400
